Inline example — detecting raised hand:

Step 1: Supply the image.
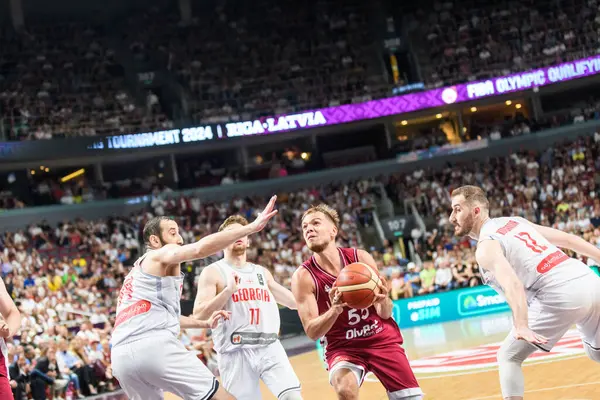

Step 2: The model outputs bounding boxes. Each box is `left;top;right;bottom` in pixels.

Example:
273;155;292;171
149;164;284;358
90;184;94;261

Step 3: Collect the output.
0;318;9;338
250;195;278;233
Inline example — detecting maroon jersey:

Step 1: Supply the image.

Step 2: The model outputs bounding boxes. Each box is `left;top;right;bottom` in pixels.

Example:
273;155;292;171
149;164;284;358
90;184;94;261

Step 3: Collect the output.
300;247;403;356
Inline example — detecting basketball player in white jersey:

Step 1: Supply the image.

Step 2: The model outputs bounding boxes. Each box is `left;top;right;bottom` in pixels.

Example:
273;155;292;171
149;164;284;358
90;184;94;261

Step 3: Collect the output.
110;195;279;400
0;277;21;398
194;215;302;400
449;185;600;400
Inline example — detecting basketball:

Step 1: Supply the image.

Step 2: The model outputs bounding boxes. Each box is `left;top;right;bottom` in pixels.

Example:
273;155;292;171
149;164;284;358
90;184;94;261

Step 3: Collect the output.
335;262;380;309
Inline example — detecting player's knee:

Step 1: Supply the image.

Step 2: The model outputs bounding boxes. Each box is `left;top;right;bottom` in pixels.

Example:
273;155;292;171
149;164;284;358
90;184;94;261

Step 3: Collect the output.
497;341;529;366
584;342;600;363
331;372;359;400
279;390;303;400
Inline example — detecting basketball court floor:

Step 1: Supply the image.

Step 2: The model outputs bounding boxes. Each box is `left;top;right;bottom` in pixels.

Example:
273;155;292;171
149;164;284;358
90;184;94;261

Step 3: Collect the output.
164;312;598;399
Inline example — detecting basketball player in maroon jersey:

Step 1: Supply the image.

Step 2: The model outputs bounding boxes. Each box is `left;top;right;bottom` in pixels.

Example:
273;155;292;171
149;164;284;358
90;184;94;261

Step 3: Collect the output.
292;204;422;400
0;277;21;399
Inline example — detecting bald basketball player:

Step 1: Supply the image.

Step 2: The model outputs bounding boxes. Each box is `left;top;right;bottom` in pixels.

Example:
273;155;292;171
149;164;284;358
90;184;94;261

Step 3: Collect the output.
449;185;600;400
111;195;278;400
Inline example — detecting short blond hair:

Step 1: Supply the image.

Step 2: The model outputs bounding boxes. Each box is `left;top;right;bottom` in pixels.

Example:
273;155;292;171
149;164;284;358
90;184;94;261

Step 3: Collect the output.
451;185;489;210
302;204;340;228
218;215;249;232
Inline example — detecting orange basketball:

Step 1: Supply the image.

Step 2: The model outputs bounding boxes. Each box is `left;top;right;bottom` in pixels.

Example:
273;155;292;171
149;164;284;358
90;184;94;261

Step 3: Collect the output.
335;262;380;309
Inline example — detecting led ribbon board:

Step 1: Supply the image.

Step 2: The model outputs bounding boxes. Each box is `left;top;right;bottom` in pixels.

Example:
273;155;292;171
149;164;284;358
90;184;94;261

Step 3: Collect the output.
93;55;600;150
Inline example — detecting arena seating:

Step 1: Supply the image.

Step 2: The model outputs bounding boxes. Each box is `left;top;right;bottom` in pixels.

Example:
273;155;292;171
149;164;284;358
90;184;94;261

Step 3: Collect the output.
410;0;597;87
2;0;599;140
4;2;600;397
123;0;389;124
0;23;171;141
5;123;600;397
2;181;373;397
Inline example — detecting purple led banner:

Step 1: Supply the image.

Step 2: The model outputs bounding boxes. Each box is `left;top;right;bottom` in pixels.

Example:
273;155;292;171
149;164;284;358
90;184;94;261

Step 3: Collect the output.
222;54;600;137
96;55;600;150
313;54;600;127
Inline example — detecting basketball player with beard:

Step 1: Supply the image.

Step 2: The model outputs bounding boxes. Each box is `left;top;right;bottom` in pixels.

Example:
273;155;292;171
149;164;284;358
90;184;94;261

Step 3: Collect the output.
449;185;600;400
111;195;278;400
292;204;422;400
194;215;302;400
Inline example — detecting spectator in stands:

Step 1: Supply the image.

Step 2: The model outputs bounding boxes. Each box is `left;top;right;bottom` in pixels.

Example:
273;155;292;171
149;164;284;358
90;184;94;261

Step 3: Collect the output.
434;261;453;292
9;354;29;400
34;343;71;399
418;261;437;295
452;260;471;288
56;338;93;396
390;268;413;299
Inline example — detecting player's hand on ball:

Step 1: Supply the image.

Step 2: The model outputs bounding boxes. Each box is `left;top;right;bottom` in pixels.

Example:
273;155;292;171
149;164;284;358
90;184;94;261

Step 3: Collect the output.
0;319;9;338
328;287;347;315
514;326;548;345
207;310;231;328
250;195;278;233
373;276;390;304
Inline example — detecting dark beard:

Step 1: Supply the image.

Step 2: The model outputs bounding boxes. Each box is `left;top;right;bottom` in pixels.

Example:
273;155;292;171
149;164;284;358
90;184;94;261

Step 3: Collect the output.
455;215;474;236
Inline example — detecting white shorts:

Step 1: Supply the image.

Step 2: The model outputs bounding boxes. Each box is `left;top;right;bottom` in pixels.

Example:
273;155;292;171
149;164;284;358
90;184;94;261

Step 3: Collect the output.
520;272;600;352
217;340;301;400
111;332;218;400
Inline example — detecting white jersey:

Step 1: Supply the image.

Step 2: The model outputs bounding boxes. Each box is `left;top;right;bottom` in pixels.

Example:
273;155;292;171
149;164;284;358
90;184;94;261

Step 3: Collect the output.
209;259;280;354
110;252;184;347
478;216;593;298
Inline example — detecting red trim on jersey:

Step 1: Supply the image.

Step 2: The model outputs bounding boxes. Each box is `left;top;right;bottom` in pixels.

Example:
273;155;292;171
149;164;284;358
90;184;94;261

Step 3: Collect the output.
311;255;338;279
338;247;350;267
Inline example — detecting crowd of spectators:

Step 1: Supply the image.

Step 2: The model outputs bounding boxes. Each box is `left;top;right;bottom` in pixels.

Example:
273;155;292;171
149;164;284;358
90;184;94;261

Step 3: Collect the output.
412;0;600;87
5;125;600;397
1;179;378;398
4;0;600;141
0;23;171;141
123;0;387;125
379;130;600;300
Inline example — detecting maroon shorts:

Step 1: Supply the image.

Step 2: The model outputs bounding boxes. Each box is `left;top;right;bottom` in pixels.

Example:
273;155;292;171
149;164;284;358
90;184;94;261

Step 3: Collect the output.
326;344;422;398
0;375;13;400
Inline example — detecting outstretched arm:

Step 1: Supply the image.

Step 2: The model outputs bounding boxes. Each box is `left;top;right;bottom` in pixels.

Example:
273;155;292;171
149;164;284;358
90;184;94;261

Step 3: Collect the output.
263;268;297;310
357;249;393;319
291;268;345;341
531;222;600;262
150;195;278;266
